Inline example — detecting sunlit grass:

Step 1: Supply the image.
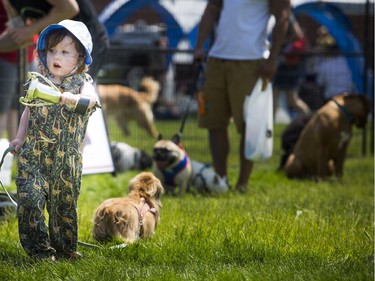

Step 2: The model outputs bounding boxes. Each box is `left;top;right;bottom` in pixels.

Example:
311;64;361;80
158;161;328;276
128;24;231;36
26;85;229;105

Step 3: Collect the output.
0;117;373;280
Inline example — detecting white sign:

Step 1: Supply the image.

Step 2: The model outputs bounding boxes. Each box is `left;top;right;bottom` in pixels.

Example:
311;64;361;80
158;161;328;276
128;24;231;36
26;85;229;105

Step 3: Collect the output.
82;92;114;175
0;139;13;186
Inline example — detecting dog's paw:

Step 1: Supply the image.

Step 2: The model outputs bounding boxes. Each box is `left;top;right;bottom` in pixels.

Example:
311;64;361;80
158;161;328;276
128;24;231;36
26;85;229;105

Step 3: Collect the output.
210;175;230;193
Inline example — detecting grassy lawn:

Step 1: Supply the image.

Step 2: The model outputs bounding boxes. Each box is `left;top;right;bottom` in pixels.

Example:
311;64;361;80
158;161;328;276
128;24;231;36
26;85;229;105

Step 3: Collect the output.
0;115;373;280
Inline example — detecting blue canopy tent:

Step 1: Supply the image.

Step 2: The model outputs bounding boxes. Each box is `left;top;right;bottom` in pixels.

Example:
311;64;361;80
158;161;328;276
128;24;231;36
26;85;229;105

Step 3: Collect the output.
99;1;368;94
98;0;201;66
293;2;365;94
99;0;184;47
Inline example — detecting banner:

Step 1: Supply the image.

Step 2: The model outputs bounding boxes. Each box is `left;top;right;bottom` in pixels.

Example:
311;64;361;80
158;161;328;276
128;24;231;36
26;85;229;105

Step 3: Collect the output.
82;91;114;175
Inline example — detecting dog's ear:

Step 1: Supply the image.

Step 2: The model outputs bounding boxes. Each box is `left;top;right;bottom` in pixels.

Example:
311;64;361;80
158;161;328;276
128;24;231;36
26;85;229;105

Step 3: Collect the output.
153;181;164;208
139;151;153;169
171;133;181;145
141;173;164;208
157;133;163;141
131;172;164;204
128;178;136;193
348;94;372;128
144;178;164;197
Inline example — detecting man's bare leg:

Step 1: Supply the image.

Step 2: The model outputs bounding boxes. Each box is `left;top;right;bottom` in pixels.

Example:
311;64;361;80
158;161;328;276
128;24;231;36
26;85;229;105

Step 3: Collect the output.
208;128;229;179
235;132;253;193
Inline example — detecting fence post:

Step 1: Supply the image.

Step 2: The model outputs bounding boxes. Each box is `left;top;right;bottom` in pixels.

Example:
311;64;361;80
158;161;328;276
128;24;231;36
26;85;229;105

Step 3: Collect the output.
362;0;373;156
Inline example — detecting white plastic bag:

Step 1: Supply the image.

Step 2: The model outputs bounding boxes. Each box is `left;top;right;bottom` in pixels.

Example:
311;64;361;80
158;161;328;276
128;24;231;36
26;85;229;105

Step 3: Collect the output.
243;78;273;161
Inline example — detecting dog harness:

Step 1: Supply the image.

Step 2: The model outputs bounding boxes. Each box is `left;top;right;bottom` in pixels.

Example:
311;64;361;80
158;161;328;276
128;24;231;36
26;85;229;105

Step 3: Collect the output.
191;163;211;192
161;154;189;186
331;98;354;124
132;197;158;238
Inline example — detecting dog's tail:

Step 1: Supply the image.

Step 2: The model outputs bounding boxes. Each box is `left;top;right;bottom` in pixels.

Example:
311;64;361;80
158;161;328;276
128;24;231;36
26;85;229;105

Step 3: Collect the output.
138;77;160;104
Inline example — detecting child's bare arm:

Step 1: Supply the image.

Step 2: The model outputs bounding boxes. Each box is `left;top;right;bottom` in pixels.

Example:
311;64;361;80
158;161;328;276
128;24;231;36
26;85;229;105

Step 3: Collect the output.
9;107;30;152
60;82;99;114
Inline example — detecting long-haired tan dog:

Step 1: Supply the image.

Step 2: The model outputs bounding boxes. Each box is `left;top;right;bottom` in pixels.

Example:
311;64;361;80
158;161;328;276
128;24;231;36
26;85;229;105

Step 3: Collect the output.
98;77;160;137
284;93;371;180
92;172;164;243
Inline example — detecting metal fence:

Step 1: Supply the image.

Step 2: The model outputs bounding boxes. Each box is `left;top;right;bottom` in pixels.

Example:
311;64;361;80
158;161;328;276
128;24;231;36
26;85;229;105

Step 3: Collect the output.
98;45;373;157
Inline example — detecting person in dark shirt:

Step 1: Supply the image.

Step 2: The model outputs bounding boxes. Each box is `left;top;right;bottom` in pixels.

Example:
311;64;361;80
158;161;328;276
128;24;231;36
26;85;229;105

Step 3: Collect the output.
0;0;108;79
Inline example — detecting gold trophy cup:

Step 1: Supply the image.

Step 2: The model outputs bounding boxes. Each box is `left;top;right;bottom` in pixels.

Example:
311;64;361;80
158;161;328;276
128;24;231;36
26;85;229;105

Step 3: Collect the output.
20;72;61;106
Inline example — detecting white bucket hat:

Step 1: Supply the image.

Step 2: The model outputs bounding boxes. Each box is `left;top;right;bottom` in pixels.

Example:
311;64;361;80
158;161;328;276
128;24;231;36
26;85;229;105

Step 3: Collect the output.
37;19;93;66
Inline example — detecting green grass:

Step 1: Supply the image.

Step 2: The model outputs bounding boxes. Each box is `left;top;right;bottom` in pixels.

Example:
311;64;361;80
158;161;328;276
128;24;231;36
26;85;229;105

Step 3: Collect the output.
0;116;373;281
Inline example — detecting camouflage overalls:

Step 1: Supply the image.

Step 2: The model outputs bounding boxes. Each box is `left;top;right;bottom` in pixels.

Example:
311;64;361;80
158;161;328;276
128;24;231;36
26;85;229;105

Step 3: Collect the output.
16;73;95;257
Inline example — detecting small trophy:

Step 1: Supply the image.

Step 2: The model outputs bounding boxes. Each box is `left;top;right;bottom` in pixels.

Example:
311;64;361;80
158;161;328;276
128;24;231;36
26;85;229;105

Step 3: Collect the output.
20;72;62;106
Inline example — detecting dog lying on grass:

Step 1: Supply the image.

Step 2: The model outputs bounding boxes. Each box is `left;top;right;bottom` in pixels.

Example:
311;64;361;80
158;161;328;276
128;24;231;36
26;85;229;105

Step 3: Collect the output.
110;142;153;174
190;160;229;194
152;135;192;195
98;77;160;138
284;93;371;180
92;172;164;243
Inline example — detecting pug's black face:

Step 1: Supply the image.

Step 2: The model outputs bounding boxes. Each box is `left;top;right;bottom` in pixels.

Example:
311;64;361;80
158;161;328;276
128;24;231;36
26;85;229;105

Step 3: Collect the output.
139;151;153;170
153;147;177;165
152;139;184;170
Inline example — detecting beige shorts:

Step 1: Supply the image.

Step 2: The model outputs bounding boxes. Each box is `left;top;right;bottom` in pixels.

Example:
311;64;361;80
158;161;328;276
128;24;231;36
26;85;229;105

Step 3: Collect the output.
199;58;261;133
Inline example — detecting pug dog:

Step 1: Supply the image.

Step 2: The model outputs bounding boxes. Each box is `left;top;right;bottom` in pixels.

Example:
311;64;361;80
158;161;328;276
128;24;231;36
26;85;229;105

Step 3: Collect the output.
152;136;192;195
190;160;229;194
110;142;153;173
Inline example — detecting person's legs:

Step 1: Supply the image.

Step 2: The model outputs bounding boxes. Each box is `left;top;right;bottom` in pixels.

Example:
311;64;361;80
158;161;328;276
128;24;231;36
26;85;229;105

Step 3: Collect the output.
226;60;260;192
17;170;55;258
0;109;17;140
49;148;81;258
235;131;254;192
272;86;281;117
0;112;7;139
286;89;310;115
208;128;229;178
7;110;18;140
199;58;230;180
0;59;18;139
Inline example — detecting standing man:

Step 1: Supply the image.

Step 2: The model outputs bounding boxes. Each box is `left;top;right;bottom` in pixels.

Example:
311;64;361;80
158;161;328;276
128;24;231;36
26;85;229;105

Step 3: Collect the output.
194;0;291;193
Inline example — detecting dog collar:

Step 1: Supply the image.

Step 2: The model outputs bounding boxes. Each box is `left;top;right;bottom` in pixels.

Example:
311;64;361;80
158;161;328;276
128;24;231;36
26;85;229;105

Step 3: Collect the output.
162;154;189;186
331;99;354;124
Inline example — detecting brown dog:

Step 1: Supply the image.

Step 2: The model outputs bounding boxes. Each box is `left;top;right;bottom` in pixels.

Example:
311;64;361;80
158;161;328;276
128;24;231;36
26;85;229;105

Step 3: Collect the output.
92;172;164;243
98;77;160;137
284;93;371;180
152;137;192;195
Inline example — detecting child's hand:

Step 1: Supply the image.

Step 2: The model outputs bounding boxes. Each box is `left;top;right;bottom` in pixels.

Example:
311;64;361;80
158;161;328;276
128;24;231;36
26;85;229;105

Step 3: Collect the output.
60;92;78;107
9;138;24;154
